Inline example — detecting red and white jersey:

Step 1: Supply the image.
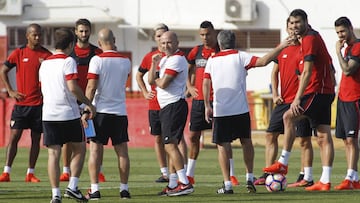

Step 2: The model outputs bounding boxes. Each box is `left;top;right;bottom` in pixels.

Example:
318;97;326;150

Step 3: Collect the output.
157;50;188;109
87;50;131;115
4;45;52;106
299;28;334;95
274;45;301;103
139;49;163;110
338;40;360;102
39;53;80;121
204;49;258;117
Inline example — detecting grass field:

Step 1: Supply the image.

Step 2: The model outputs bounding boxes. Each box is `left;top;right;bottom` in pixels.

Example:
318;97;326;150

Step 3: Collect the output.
0;143;359;203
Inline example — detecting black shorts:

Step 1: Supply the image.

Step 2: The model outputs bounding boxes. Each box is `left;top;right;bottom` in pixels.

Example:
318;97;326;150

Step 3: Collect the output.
189;100;212;131
335;99;360;139
90;113;129;145
43;118;84;146
301;93;334;127
267;103;312;137
11;105;42;133
212;112;251;144
149;110;161;136
159;99;188;144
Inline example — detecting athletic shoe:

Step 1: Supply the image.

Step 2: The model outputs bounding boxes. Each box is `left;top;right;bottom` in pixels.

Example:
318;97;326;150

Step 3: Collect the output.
64;187;88;202
254;173;268;185
263;161;288;175
246;181;256;193
305;181;331;191
230;176;239;186
86;190;101;200
0;172;10;182
288;179;314;188
158;186;173;196
25;173;40;182
50;196;61;203
352;180;360;189
296;173;305;183
334;179;353;190
59;172;70;182
187;176;195;184
98;172;106;182
216;185;234;194
155;175;169;183
167;183;194;196
120;190;131;199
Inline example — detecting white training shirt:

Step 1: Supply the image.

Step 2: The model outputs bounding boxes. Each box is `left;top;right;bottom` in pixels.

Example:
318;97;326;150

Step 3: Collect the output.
204;49;258;117
87;50;131;115
39;53;81;121
156;50;188;109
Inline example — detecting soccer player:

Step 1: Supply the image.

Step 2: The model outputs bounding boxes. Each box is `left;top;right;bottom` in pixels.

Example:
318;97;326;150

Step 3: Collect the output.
0;23;52;183
333;16;360;190
149;31;194;196
264;9;336;191
203;30;291;194
136;23;170;182
39;28;95;203
186;20;239;185
84;28;131;199
255;19;314;188
60;18;105;182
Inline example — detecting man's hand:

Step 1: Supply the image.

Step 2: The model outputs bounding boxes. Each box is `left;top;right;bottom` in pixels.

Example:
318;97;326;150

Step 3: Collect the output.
8;90;26;101
290;98;304;116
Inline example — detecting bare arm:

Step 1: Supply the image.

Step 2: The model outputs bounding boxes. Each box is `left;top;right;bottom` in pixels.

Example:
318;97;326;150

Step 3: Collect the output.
186;64;198;98
67;79;96;118
271;63;283;105
336;40;360;76
290;61;313;116
203;78;212;123
148;53;162;85
255;38;291;67
136;71;155;100
0;64;25;101
155;74;174;89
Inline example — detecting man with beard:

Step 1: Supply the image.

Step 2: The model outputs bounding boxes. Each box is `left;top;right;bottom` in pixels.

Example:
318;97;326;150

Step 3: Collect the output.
333;16;360;190
264;9;336;191
59;19;105;183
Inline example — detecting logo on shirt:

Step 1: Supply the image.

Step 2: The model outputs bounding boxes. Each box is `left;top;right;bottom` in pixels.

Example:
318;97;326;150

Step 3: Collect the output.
282;54;288;58
23;58;29;62
195;59;207;67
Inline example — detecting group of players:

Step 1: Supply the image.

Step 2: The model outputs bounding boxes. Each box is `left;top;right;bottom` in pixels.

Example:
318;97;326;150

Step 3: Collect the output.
1;7;360;202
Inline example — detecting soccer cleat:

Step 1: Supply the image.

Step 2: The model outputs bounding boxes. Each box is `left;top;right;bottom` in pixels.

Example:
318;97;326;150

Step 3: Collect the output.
50;196;62;203
217;185;234;194
230;176;239;186
352;180;360;189
334;179;353;190
25;173;40;182
64;187;88;202
245;180;256;193
167;183;194;196
254;173;268;185
0;172;10;182
98;172;106;182
288;179;314;188
296;173;305;183
158;186;173;196
155;175;169;183
187;176;195;185
120;190;131;199
86;190;101;200
59;172;70;182
305;181;331;191
263;162;288;175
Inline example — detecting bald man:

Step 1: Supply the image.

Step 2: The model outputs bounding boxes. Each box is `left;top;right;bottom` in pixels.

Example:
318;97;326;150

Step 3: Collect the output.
148;31;194;196
83;28;132;200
